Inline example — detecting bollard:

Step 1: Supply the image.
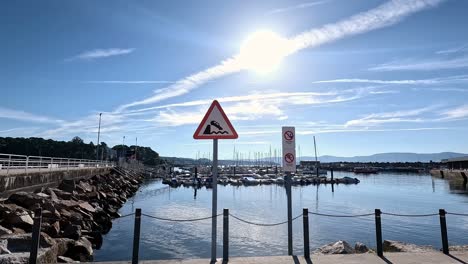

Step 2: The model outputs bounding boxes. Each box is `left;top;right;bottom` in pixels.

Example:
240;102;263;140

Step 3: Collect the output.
223;209;229;262
303;208;310;259
439;209;449;254
132;208;142;264
29;208;42;264
375;209;383;257
331;169;334;192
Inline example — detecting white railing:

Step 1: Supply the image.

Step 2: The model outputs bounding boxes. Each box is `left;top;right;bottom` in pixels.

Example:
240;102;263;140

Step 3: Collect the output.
0;153;114;176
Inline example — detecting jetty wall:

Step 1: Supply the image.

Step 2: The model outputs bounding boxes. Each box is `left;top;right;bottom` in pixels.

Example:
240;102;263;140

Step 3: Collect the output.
0;167;111;196
430;169;468;181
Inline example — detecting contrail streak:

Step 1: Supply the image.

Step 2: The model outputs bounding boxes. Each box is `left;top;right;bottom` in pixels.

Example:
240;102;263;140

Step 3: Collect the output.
117;0;445;112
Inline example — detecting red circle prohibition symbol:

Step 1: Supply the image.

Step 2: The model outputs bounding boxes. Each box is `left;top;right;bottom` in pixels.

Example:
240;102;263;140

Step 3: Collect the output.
284;153;295;163
284;131;294;141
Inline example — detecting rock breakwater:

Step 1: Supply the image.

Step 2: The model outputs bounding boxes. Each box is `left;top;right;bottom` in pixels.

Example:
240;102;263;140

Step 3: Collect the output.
0;168;143;263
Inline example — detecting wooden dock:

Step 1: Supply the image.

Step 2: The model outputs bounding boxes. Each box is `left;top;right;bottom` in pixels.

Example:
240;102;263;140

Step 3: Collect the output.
90;252;468;264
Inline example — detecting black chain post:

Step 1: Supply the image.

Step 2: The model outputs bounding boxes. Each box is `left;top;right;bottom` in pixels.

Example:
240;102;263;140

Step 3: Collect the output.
223;209;229;262
303;208;310;259
439;209;449;255
29;208;42;264
132;208;142;264
375;209;383;257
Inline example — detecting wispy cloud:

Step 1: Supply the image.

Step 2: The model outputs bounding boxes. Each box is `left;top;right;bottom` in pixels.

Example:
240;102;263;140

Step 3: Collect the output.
369;56;468;71
238;125;451;137
289;0;443;52
85;80;175;84
67;48;135;61
436;44;468;55
298;127;451;135
117;0;444;112
441;105;468;120
116;56;242;111
141;89;364;126
266;0;330;15
128;91;339;113
431;87;468;93
345;106;436;127
0;107;62;124
312;75;468;85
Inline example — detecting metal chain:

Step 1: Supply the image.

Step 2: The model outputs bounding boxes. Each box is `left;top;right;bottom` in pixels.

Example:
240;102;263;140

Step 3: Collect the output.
382;212;439;217
229;213;302;227
142;213;221;222
309;211;374;218
446;212;468;217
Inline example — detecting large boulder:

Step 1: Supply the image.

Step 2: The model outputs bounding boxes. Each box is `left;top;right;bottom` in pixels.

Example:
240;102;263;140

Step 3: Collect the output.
383;240;436;252
0;232;55;253
65;237;93;262
0;226;12;237
42;221;60;238
354;242;369;253
316;240;355;254
0;252;29;264
0;204;33;231
7;192;45;210
78;202;96;214
62;225;81;240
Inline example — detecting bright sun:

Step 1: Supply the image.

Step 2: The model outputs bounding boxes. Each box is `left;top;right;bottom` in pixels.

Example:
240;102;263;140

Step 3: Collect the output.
238;30;291;75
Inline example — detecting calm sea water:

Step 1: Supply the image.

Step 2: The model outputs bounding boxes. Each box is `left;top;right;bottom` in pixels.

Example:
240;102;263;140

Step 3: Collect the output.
94;172;468;261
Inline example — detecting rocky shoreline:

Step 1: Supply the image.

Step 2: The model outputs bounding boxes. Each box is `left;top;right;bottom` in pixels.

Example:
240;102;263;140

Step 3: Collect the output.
315;239;468;255
0;168;143;263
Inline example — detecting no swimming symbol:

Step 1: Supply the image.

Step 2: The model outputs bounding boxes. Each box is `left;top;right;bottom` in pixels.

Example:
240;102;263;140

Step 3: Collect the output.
203;120;228;135
284;153;295;163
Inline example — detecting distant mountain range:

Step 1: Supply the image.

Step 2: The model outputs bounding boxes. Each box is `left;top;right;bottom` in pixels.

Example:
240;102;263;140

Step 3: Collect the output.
301;152;468;163
165;152;468;165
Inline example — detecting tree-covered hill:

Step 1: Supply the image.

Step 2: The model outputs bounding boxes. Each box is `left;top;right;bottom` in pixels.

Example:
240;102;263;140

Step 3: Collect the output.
0;136;161;166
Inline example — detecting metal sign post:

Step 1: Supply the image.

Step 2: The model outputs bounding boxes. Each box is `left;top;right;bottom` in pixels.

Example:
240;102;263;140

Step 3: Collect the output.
285;171;293;255
193;100;238;263
282;126;296;256
211;138;218;262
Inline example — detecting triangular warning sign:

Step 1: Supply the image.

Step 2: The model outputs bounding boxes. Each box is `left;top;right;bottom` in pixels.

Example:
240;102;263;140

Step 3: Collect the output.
193;100;238;139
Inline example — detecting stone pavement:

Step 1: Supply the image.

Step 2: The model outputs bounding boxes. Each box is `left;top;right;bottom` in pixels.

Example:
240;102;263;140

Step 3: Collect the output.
90;252;468;264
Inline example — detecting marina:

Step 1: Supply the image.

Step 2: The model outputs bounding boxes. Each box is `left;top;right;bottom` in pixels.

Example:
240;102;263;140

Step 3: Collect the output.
94;171;468;261
162;166;360;188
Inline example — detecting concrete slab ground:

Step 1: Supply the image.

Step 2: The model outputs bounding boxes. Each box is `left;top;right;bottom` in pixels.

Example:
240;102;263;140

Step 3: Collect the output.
89;252;468;264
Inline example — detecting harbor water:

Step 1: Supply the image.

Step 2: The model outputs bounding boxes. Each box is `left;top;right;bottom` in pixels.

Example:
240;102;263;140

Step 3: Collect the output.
94;171;468;261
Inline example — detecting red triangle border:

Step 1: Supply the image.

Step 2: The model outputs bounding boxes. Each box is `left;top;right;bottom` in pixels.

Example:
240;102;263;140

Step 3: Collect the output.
193;100;238;139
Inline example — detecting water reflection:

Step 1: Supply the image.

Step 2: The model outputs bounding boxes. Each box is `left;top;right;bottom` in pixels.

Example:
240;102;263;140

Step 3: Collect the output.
94;172;468;261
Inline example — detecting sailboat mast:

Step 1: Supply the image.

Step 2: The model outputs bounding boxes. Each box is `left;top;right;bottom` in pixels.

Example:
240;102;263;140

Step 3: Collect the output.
313;136;318;163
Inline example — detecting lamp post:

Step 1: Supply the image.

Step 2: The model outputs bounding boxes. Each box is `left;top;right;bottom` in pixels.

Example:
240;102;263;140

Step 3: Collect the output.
96;113;102;161
121;136;126;163
135;137;138;163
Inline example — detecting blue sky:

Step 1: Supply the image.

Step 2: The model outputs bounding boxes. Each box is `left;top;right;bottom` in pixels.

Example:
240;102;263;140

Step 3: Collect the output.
1;0;468;159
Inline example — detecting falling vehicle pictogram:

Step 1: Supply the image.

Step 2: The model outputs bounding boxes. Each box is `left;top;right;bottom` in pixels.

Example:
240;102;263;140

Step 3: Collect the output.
203;120;229;135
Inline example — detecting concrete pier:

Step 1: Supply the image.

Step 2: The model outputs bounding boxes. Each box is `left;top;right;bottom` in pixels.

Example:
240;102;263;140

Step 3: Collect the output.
0;167;111;195
88;252;468;264
431;169;467;181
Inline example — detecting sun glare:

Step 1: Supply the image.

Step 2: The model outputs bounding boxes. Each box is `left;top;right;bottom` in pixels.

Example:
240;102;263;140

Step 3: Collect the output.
238;30;291;75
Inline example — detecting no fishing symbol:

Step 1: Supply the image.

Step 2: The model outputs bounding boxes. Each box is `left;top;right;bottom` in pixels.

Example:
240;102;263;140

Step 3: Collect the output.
284;153;295;163
284;130;294;141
